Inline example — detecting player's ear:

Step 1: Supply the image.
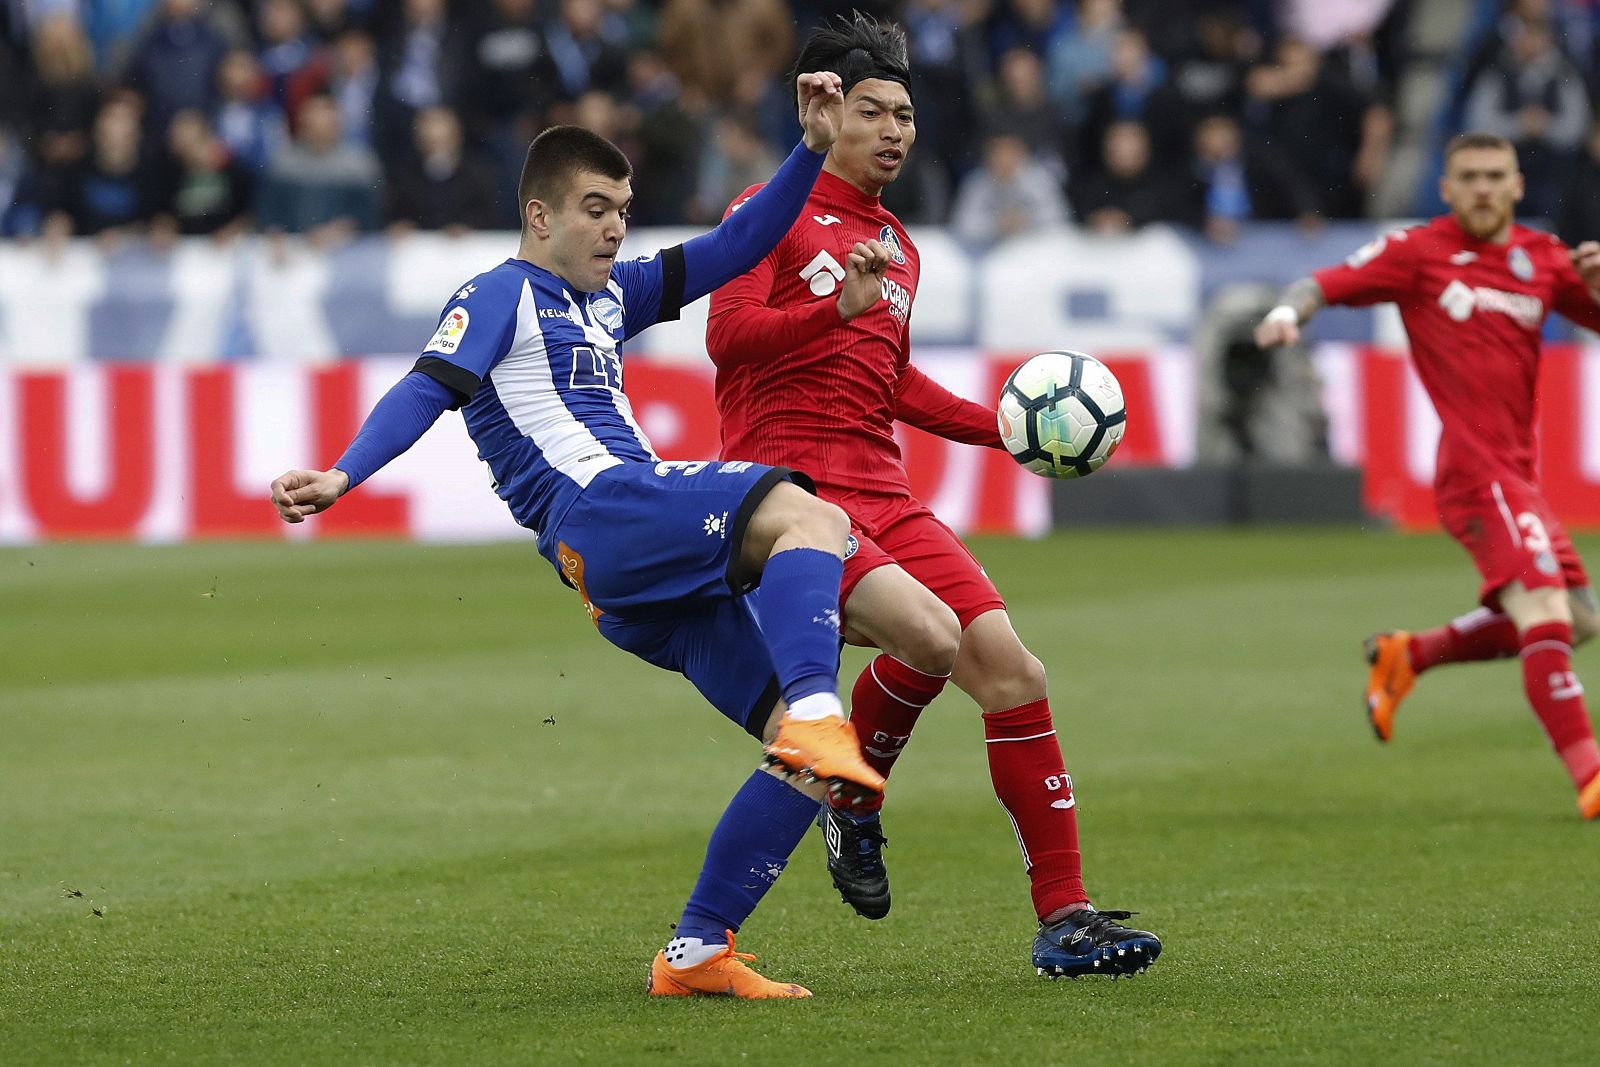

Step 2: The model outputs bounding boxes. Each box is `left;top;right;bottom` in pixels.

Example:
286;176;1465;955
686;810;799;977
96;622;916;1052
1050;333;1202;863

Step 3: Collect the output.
524;197;551;238
1512;171;1525;204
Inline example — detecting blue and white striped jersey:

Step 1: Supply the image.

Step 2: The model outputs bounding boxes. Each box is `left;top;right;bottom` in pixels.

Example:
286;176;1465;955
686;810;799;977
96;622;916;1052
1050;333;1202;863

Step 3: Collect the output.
331;144;826;536
413;248;687;537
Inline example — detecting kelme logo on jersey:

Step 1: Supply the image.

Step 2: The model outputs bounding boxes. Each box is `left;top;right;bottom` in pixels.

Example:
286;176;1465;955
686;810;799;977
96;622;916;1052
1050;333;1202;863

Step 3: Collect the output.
878;224;907;264
1509;245;1534;281
424;307;469;355
590;295;624;332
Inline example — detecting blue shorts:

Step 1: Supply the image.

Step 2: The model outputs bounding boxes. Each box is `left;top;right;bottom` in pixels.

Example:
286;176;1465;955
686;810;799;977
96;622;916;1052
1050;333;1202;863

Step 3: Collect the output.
542;460;807;615
541;459;807;737
598;593;779;738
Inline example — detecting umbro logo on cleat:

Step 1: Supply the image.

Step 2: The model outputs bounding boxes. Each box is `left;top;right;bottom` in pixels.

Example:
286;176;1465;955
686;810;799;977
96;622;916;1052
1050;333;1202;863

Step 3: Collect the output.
823;813;842;859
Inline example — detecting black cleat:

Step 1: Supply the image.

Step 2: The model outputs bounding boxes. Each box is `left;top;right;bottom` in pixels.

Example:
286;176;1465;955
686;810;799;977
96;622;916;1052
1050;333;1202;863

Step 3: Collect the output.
1032;907;1162;978
818;806;891;919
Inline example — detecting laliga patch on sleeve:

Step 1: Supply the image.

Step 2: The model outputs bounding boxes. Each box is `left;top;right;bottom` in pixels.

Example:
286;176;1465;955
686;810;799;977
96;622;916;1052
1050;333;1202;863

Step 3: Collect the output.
424;306;470;355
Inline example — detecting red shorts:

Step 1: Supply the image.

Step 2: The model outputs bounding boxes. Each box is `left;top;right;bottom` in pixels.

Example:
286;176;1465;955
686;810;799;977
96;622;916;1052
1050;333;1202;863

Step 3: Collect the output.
829;488;1006;629
1438;477;1588;608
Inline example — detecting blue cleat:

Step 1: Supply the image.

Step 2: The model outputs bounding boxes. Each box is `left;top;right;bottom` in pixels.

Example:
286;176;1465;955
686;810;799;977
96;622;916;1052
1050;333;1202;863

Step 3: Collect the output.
1032;907;1162;978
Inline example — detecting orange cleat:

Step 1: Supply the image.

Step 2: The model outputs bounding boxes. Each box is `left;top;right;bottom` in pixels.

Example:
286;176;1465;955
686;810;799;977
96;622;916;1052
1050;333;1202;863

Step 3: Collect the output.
646;931;813;999
1579;773;1600;821
1364;630;1416;743
763;714;886;799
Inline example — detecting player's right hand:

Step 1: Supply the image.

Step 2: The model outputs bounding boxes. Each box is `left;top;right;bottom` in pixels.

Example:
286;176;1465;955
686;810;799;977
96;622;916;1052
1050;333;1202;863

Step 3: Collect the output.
837;239;890;321
797;71;844;152
271;468;349;523
1253;312;1300;349
1572;240;1600;292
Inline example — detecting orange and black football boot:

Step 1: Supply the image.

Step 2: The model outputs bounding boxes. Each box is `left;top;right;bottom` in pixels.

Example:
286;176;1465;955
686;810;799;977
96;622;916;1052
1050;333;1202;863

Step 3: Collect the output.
647;931;812;999
763;714;885;800
1363;630;1416;742
1579;772;1600;821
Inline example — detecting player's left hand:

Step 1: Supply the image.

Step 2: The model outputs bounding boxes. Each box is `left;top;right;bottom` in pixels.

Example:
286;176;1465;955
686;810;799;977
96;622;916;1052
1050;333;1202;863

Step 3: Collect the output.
271;468;350;523
838;239;890;321
1572;240;1600;292
797;71;844;153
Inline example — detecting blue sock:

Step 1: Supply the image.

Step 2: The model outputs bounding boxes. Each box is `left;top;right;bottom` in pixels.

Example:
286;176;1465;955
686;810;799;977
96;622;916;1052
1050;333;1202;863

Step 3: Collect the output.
758;546;845;705
676;770;823;941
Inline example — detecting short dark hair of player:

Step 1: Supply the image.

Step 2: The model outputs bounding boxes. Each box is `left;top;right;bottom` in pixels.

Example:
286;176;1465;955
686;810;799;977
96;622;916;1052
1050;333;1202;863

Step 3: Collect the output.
517;125;633;223
790;10;912;98
1443;132;1517;164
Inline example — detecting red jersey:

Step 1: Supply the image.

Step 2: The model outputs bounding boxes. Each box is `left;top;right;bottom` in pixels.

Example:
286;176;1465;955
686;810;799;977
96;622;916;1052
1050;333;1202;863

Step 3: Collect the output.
1314;215;1600;500
707;169;998;496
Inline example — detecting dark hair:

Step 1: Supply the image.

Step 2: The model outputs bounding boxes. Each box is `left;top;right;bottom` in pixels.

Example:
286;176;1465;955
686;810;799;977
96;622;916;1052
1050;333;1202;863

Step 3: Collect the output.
790;11;912;98
517;125;633;226
1443;131;1517;163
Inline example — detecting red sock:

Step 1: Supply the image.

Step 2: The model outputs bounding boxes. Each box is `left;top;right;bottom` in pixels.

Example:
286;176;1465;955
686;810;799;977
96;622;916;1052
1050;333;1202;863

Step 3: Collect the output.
983;699;1086;920
838;655;948;813
1519;621;1600;789
1409;608;1520;674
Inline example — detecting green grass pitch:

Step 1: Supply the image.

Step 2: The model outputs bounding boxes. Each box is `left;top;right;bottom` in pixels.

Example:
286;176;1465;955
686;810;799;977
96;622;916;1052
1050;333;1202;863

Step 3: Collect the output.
3;529;1598;1065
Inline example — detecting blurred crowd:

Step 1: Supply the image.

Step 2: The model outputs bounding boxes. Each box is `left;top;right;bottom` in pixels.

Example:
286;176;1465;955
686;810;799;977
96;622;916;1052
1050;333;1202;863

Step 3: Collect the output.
3;0;1600;248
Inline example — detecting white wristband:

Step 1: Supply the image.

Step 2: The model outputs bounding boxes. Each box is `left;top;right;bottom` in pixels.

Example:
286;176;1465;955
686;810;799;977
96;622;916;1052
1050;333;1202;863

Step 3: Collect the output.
1264;305;1299;327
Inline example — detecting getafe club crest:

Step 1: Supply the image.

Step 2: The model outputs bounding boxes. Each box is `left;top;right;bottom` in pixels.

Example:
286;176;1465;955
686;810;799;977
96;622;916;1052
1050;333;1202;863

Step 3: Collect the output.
1509;245;1534;281
878;224;907;265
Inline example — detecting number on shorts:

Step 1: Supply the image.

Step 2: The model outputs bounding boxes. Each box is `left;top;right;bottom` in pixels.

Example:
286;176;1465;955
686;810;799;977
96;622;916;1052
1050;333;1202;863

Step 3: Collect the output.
1516;511;1551;553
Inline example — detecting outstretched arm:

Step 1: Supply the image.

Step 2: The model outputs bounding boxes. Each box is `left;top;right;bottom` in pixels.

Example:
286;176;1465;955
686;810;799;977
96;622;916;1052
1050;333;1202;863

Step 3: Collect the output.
1253;276;1327;348
896;364;1005;448
270;371;454;522
678;72;843;304
1257;227;1417;348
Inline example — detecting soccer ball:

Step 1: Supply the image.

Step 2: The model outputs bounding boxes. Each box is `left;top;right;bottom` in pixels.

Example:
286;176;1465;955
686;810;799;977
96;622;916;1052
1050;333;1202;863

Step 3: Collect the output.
997;352;1127;479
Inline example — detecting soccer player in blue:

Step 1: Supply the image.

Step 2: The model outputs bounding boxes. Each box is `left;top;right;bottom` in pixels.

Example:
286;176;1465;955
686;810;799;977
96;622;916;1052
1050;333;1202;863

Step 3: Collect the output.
270;71;886;999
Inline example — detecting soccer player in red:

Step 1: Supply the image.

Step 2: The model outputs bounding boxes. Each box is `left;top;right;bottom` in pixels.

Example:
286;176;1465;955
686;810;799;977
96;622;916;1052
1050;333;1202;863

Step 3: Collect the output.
1255;131;1600;818
705;14;1160;978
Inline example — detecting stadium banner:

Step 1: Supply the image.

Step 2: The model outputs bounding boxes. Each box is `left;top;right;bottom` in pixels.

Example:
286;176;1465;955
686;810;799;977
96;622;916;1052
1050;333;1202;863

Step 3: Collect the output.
2;353;1189;543
5;347;1600;542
